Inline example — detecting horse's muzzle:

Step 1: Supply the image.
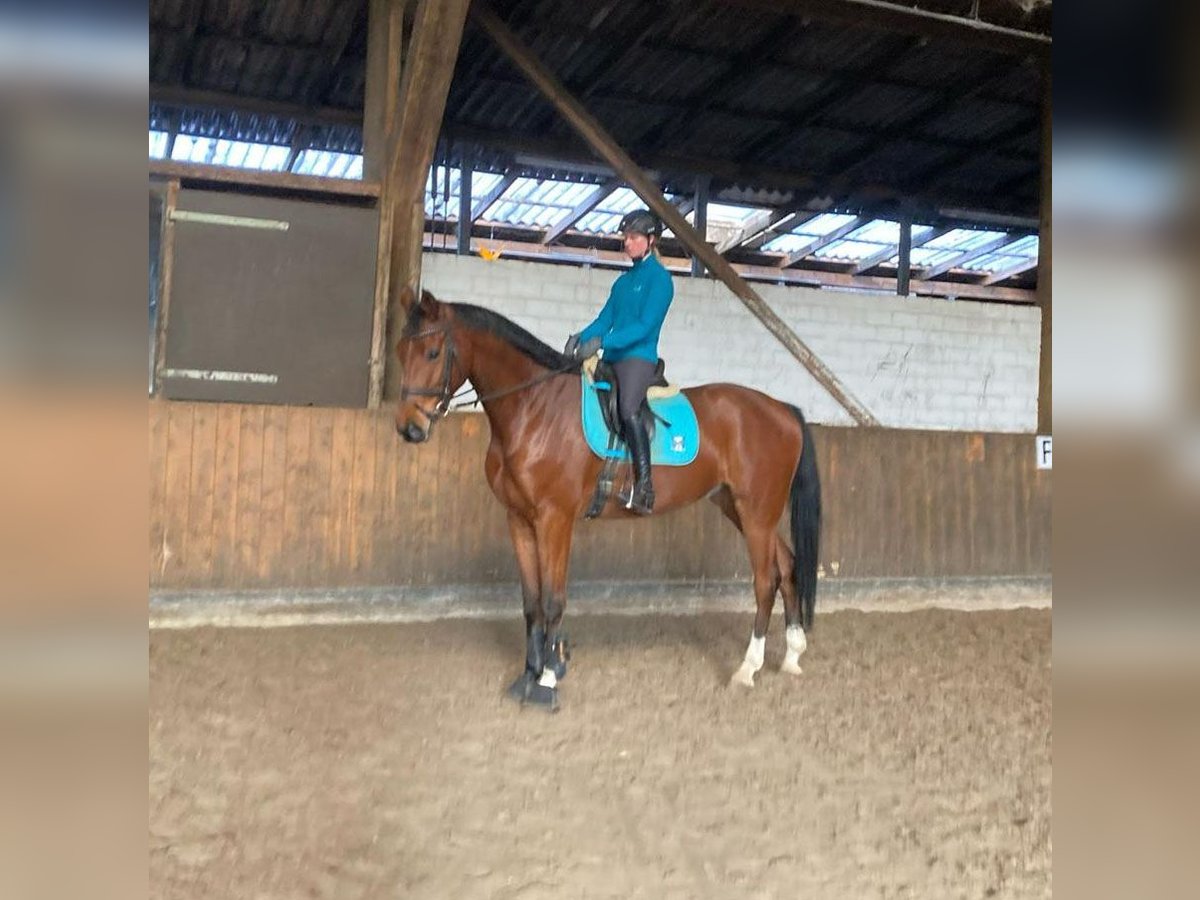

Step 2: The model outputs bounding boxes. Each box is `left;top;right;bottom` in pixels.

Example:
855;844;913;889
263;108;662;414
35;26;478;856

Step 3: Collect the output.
397;421;428;443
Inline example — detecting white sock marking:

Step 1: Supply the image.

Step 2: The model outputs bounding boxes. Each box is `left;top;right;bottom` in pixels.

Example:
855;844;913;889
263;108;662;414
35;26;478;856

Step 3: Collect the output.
538;669;557;688
731;634;765;687
782;624;807;675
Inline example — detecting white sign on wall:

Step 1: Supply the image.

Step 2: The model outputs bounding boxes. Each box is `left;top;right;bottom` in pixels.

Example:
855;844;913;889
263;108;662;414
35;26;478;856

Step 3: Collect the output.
1036;435;1052;469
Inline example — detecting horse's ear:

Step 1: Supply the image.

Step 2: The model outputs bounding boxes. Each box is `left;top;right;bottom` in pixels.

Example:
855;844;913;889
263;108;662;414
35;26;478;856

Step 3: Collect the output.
398;284;417;312
418;289;443;319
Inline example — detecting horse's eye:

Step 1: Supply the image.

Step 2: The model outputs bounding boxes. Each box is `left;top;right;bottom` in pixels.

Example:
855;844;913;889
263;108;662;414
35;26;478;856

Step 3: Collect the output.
427;347;440;361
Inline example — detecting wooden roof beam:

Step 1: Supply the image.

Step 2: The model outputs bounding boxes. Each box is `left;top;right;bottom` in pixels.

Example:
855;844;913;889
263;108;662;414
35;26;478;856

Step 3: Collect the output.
472;2;879;427
541;178;622;245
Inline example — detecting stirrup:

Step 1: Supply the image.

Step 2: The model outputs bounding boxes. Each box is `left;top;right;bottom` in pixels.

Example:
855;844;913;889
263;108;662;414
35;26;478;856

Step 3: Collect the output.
619;483;655;515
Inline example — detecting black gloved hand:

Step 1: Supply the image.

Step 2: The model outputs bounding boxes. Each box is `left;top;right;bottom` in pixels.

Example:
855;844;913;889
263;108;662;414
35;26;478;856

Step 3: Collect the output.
576;336;602;359
563;333;580;357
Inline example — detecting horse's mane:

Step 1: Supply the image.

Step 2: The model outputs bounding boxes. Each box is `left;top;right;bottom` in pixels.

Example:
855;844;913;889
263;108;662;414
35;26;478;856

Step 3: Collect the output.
450;303;580;373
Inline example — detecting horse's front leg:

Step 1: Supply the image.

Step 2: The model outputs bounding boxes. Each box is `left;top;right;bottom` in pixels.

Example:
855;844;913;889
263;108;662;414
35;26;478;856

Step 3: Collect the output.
523;510;576;710
504;510;546;704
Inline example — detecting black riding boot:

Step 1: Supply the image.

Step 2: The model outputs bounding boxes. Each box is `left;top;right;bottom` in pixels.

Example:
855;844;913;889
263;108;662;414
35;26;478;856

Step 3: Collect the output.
619;418;655;515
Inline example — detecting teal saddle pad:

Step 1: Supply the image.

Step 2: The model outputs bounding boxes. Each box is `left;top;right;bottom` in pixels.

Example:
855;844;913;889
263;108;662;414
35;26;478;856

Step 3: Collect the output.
581;373;699;466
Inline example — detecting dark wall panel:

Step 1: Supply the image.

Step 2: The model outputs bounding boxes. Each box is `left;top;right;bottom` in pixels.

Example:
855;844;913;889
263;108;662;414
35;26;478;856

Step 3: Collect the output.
162;189;376;407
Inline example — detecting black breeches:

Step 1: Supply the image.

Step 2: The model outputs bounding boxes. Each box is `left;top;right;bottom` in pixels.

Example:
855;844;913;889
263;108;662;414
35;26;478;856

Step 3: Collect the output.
612;358;657;432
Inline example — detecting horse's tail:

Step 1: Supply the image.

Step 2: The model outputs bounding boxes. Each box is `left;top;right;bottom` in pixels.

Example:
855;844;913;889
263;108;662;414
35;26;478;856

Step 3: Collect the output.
788;406;821;632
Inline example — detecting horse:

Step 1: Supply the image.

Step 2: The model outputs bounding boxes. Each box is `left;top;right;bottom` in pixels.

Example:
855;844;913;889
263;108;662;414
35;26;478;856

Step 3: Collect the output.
393;286;821;709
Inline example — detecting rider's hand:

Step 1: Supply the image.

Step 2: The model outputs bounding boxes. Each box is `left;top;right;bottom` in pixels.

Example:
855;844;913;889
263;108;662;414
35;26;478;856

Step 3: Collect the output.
578;337;602;359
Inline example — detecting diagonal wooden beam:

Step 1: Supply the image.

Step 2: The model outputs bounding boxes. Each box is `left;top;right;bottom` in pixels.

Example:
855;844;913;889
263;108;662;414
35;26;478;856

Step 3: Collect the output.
472;3;878;426
915;233;1014;280
981;256;1038;286
471;171;518;219
542;178;621;245
777;215;866;268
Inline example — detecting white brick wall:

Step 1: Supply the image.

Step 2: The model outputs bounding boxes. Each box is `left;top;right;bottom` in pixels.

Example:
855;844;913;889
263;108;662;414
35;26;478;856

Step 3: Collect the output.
422;253;1042;432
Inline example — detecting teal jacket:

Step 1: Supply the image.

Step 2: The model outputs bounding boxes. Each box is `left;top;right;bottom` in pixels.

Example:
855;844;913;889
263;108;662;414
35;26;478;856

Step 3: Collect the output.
579;254;674;363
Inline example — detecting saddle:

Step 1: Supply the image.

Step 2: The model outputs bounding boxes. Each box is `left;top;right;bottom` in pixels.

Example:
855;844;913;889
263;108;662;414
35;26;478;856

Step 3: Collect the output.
579;356;698;518
582;356;674;441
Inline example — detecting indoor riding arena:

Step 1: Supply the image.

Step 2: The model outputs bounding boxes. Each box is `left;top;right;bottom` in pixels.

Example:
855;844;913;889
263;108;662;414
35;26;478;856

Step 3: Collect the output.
149;1;1052;897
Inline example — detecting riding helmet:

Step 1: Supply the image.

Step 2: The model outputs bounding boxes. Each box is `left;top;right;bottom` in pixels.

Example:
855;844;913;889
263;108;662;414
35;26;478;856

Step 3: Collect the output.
618;209;662;238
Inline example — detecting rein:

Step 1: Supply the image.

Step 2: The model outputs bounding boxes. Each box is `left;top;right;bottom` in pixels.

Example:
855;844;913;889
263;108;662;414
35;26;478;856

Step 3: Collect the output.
399;323;577;419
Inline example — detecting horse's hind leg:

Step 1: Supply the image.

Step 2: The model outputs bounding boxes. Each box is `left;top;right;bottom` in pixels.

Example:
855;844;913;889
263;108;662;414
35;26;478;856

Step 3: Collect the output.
711;489;797;680
774;541;807;674
730;515;781;688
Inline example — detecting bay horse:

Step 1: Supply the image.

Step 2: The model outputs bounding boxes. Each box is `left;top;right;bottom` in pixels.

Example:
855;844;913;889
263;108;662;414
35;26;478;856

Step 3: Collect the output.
393;287;820;709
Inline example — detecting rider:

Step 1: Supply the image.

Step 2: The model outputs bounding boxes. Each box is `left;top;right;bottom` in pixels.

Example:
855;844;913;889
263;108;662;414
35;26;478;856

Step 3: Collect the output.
564;209;674;515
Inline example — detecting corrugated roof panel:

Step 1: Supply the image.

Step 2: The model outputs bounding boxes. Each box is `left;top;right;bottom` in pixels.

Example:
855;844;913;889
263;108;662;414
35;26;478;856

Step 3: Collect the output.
574;186;645;234
480;177;596;229
822;82;938;131
963;236;1039;272
664;3;784;55
925;98;1034;143
924;228;1009;251
707;203;767;226
814;238;882;261
424;169;507;218
171;135;290;172
907;247;963;268
781;21;895;72
759;213;859;253
293;150;362;179
794;212;860;237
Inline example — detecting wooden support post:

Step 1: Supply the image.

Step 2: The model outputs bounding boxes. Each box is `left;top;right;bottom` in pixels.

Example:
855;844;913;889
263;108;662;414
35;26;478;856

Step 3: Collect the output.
473;3;879;426
365;0;407;408
896;215;912;297
152;179;180;395
692;175;709;277
457;148;473;255
1036;64;1052;433
381;0;471;401
363;0;406;183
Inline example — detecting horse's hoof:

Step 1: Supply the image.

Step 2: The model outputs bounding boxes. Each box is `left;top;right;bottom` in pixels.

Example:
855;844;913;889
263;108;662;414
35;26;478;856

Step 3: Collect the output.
729;665;757;688
506;671;536;703
780;659;803;676
524;682;559;711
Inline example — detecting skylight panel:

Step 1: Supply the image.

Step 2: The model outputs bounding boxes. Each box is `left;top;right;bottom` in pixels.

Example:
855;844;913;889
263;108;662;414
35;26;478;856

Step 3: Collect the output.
575;186;644;234
424;168;506;217
791;212;859;237
293;150;363;178
814;239;884;261
706;203;765;225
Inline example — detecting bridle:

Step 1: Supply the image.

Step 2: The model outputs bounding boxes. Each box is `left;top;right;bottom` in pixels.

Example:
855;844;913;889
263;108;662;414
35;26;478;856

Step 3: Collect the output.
397;324;461;424
398;323;578;426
